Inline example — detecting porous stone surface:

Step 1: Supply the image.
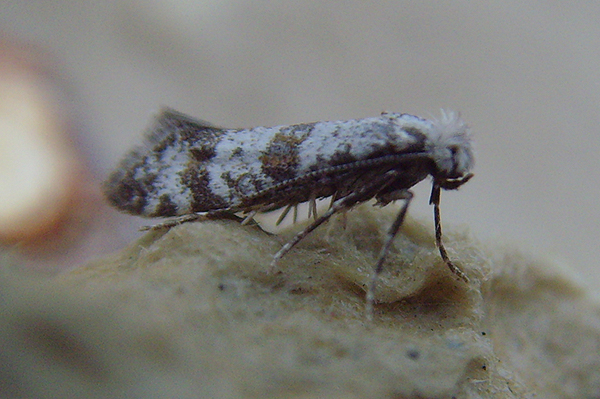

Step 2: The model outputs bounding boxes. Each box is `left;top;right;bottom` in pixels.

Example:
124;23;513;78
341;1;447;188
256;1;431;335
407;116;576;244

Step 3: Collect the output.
1;205;599;398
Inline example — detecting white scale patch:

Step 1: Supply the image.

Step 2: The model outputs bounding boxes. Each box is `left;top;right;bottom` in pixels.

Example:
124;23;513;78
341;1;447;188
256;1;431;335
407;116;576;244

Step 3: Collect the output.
296;113;428;174
140;141;194;215
207;126;279;203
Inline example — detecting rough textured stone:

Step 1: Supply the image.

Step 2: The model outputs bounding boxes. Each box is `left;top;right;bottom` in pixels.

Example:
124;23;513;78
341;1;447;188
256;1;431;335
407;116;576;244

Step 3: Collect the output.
1;205;599;398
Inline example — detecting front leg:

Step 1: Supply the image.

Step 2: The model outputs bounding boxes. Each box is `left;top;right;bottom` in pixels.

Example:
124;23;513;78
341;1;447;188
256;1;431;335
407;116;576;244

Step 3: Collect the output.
429;183;469;283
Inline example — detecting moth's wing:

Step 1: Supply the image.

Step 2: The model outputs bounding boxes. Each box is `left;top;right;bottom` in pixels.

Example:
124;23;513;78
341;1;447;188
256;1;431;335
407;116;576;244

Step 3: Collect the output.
143;107;222;145
157;107;220;129
103;109;228;217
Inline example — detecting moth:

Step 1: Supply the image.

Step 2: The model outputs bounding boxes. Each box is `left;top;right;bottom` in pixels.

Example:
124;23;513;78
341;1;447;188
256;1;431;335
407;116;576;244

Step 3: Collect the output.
103;108;474;318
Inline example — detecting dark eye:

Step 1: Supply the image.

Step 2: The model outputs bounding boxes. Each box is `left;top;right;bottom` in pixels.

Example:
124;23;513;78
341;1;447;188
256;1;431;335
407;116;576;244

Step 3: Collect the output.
448;145;459;155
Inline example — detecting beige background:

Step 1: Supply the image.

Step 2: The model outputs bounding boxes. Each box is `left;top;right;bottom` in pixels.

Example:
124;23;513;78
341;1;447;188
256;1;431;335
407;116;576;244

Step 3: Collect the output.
2;1;600;292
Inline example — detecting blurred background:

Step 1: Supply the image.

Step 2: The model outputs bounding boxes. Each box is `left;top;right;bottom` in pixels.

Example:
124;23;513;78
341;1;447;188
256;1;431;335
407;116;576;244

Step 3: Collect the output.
1;1;599;293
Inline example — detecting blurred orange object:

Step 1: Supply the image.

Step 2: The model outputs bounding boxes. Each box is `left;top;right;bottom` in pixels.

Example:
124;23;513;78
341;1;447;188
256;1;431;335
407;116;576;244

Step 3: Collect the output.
0;37;95;251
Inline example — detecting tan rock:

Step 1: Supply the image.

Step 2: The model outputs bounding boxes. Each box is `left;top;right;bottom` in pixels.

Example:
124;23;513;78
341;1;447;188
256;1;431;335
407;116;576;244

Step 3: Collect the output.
1;205;598;398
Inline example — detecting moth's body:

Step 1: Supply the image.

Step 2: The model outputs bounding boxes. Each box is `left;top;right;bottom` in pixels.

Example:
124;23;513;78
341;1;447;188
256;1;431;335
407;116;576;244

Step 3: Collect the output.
103;109;474;319
104;110;472;218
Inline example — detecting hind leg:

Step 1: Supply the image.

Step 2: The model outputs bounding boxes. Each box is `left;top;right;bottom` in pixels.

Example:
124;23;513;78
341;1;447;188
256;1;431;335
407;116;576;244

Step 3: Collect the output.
139;209;240;231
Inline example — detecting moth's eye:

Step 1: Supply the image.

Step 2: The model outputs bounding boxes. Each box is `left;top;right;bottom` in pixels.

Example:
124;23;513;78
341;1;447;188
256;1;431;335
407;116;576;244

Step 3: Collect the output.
448;145;459;156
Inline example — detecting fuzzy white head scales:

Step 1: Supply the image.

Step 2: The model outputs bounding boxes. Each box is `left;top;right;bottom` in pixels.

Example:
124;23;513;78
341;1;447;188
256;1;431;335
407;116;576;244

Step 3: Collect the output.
426;111;474;178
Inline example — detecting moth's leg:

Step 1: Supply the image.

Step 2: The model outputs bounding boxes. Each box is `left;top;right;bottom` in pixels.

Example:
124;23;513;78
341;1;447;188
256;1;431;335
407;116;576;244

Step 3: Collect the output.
429;184;469;283
308;191;318;221
275;204;294;226
328;192;338;209
327;192;348;230
365;189;413;320
324;207;349;242
240;210;258;226
269;169;398;272
269;190;365;272
140;214;204;231
139;209;238;231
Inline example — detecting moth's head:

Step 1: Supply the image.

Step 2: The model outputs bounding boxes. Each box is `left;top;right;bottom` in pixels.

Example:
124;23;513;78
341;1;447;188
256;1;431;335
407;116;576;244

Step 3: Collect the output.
427;111;474;180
